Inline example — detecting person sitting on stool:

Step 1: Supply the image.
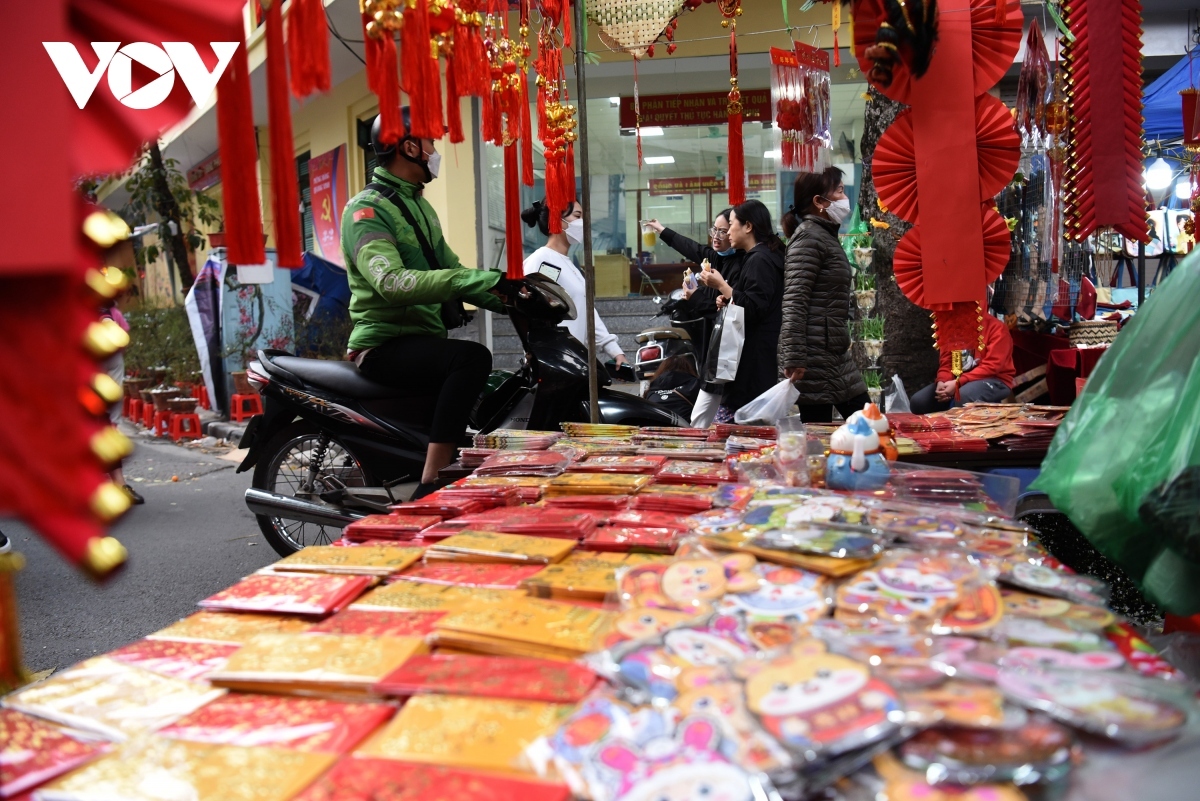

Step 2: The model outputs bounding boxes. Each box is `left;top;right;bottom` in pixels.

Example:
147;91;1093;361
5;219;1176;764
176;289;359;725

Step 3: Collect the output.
910;312;1015;413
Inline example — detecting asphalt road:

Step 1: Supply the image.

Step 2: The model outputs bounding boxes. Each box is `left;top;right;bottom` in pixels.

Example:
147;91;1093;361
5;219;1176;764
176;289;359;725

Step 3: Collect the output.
6;433;277;674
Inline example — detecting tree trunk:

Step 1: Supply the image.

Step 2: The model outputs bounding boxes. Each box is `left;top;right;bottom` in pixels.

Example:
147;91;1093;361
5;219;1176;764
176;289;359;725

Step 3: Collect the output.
858;87;940;395
148;142;194;291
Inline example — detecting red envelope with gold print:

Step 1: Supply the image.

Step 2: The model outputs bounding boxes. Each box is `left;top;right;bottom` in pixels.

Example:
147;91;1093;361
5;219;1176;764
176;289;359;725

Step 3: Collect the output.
0;708;106;797
198;573;372;616
104;639;239;681
374;654;597;703
291;758;571;801
157;693;393;753
307;608;446;637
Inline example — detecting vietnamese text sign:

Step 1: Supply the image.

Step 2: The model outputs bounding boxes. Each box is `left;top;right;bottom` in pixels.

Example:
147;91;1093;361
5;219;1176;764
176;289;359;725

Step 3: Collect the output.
648;173;777;196
619;90;772;129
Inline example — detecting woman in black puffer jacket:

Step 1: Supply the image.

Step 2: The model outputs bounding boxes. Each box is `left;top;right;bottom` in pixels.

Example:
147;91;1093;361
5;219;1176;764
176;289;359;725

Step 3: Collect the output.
780;168;869;422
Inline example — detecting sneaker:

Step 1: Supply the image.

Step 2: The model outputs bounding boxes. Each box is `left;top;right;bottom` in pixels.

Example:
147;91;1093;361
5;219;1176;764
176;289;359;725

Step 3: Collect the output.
123;485;145;505
0;530;10;555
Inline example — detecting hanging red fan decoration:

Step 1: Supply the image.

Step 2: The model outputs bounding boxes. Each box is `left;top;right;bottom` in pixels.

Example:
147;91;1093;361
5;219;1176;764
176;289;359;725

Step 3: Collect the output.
853;0;1020;105
873;94;1019;222
854;0;1021;355
1061;0;1149;243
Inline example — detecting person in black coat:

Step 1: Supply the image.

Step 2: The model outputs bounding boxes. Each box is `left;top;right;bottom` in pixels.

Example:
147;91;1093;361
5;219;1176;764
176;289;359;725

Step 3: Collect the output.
780;168;869;422
696;199;785;421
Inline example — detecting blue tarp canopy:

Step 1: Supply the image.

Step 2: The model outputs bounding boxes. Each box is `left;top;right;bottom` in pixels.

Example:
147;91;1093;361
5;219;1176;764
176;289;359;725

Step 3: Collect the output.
290;252;351;358
1143;51;1199;142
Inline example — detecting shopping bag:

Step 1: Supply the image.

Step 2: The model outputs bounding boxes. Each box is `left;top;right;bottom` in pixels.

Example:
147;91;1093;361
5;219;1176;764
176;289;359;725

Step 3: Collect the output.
690;388;722;428
884;374;910;413
734;379;800;425
703;303;746;384
1032;254;1200;614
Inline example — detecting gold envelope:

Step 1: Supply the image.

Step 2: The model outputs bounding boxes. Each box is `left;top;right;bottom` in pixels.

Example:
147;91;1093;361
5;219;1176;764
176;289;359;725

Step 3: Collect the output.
270;545;424;576
435;596;616;654
355;694;571;773
351;582;521;612
427;531;576;564
206;634;426;690
147;612;312;645
38;736;335;801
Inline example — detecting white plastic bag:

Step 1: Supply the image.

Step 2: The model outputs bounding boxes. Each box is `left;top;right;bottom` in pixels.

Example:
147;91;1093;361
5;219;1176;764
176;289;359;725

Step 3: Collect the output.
703;303;746;384
690;388;721;428
884;374;910;414
734;379;800;425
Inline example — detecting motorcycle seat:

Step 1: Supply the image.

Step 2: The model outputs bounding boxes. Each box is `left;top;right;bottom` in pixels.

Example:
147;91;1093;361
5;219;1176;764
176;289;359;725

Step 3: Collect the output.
264;355;411;400
635;327;691;344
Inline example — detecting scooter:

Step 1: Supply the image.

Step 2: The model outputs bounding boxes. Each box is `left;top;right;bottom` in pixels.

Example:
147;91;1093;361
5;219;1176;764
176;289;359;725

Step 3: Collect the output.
633;288;707;388
240;274;686;556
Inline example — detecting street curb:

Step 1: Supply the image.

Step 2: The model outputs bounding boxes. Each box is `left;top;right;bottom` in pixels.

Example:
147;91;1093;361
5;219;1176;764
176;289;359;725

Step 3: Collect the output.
201;419;247;445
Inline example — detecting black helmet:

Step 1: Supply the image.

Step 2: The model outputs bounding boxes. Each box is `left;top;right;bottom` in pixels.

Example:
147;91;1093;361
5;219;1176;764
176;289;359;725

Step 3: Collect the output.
370;106;414;163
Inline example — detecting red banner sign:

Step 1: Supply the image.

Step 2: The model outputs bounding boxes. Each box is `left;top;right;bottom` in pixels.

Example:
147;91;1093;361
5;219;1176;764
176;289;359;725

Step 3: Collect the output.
619;90;772;128
648;173;777;196
308;144;349;266
187;152;221;192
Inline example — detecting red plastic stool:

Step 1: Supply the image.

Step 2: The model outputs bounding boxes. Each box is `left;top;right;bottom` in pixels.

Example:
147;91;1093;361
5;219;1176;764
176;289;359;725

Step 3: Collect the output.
230;393;263;423
143;402;156;428
128;398;142;421
170;412;203;441
197;384;210;410
153;410;173;437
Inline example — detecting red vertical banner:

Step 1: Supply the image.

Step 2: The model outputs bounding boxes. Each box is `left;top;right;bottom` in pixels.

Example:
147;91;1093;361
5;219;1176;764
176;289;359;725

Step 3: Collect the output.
309;145;349;266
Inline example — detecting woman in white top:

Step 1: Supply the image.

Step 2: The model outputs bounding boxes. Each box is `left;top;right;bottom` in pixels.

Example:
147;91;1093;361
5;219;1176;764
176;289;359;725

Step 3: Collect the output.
521;199;628;368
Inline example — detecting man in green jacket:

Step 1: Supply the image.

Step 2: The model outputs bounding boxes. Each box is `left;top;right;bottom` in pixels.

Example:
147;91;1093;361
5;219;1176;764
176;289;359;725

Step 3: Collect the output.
341;108;504;498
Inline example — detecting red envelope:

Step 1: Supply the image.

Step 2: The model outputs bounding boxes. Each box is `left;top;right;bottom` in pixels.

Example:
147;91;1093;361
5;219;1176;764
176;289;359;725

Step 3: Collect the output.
308;608;447;637
158;693;393;753
291;758;572;801
343;515;442;542
104;639;239;681
375;654;597;703
580;527;681;554
198;573;372;616
393;562;547;589
0;708;106;797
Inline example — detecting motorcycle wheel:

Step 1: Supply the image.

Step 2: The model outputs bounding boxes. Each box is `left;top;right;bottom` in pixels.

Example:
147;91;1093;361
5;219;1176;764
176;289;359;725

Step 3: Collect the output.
252;421;375;556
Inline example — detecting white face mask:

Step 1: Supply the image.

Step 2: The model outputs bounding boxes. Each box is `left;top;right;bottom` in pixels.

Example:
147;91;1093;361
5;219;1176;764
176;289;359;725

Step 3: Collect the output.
823;197;851;224
424;150;442;179
565;217;584;245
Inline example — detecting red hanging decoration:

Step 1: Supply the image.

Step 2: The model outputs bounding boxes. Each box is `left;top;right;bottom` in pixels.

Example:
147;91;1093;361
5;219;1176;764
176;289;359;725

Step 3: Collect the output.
287;0;332;97
534;10;578;233
454;1;490;98
361;3;403;146
215;43;266;266
505;143;524;279
720;1;745;205
403;0;446;141
265;0;302;267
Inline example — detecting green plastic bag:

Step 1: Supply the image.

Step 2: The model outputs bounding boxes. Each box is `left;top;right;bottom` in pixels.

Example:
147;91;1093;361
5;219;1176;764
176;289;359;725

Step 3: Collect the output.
1032;254;1200;614
841;205;870;262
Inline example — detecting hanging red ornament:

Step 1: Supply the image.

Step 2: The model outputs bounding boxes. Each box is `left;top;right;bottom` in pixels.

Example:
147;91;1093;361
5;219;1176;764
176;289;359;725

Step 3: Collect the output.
403;0;446;141
264;0;303;267
215;43;266;266
360;1;404;146
287;0;332;97
719;0;745;205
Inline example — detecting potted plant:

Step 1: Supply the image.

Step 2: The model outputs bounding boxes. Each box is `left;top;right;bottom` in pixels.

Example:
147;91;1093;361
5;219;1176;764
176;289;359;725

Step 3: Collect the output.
854;272;876;313
863;369;883;407
859;317;885;367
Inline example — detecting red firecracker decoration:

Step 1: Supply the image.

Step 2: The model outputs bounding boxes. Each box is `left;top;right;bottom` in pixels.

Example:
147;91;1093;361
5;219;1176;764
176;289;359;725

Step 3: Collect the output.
1;1;245;578
287;0;332;97
215;43;267;266
1061;0;1149;243
265;0;302;267
719;0;745;205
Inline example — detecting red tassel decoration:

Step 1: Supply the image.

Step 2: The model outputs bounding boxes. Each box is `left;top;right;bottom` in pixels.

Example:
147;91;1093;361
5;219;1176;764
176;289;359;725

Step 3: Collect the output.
287;0;331;98
215;43;265;266
521;71;534;186
404;0;445;140
725;7;745;205
446;63;465;144
265;1;302;267
504;143;523;279
362;13;402;147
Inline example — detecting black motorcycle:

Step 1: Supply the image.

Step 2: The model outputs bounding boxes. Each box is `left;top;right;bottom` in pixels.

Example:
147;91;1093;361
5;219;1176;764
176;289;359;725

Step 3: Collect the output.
633;288;708;383
240;274;686;556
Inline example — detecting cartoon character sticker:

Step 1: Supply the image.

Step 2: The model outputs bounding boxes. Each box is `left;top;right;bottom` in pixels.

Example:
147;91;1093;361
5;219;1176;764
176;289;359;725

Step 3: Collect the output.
619;551;758;617
837;553;977;621
718;564;830;625
741;639;901;757
615;617;757;702
675;666;792;773
1002;562;1108;605
997;669;1188;744
1001;647;1125;672
598;717;757;801
997;616;1106;652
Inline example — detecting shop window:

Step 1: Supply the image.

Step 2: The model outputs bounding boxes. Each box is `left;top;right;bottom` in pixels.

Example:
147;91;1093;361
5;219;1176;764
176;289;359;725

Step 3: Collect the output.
297;151;314;253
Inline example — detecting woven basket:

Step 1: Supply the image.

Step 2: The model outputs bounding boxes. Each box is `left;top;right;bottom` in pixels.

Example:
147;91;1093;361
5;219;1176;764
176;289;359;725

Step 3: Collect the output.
1068;320;1118;347
588;0;685;57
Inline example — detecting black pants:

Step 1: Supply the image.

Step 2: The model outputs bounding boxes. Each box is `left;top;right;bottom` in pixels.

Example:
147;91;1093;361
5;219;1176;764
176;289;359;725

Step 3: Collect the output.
358;335;492;443
910;377;1011;414
797;392;872;424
